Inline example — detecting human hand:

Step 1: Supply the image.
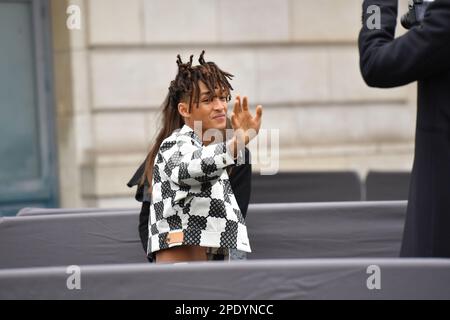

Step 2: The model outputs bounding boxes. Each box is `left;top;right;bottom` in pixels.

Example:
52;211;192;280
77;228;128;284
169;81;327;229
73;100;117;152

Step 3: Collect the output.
230;96;263;145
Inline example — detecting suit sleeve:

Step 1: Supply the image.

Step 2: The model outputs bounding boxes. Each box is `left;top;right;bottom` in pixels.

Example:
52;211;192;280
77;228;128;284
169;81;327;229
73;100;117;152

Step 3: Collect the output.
359;0;450;88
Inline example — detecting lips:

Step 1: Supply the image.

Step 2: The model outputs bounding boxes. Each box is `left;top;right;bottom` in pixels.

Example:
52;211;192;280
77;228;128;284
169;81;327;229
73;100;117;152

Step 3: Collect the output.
213;114;226;119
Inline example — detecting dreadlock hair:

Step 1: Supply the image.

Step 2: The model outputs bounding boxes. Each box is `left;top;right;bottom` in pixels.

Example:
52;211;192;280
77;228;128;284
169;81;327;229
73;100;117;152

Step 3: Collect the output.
140;50;234;191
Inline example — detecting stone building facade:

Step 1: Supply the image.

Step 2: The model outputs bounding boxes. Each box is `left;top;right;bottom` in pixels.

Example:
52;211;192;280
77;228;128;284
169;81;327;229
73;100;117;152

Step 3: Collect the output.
51;0;416;208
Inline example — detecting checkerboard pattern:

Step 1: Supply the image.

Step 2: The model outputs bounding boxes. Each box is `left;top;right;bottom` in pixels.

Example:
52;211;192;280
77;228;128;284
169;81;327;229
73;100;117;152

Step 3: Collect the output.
147;125;251;256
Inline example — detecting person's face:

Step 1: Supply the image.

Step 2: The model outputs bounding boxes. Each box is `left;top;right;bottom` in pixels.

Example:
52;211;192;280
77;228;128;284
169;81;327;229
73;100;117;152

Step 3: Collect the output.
179;81;229;134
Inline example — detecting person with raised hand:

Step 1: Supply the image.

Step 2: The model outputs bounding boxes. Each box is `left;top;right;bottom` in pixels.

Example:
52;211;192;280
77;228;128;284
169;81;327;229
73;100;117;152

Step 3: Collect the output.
132;51;263;263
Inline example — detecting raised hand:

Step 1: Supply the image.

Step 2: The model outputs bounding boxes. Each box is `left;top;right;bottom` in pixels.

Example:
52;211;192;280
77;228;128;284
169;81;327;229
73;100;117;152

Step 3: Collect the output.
230;96;263;145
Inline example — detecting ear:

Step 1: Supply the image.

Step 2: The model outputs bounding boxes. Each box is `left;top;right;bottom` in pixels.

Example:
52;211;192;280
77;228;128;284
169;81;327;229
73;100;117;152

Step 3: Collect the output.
178;102;190;119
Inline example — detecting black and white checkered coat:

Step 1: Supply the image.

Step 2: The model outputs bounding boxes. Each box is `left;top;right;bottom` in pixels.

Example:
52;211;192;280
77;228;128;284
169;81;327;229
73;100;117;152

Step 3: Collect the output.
147;124;251;255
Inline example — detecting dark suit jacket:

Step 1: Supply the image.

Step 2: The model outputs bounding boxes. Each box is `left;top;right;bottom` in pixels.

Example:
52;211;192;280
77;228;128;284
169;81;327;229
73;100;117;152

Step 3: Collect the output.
359;0;450;257
127;148;252;260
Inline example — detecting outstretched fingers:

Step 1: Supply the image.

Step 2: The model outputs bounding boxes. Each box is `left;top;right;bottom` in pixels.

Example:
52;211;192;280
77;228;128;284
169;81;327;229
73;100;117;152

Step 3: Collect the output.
233;95;242;115
242;96;249;111
231;112;239;129
254;105;263;123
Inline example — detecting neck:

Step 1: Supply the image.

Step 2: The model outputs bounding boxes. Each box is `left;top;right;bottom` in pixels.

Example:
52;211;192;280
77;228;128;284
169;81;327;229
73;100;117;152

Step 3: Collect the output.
185;122;226;146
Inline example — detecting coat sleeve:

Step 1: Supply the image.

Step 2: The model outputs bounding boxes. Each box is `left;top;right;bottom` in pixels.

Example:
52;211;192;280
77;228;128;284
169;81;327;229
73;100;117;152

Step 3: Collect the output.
229;148;252;219
359;0;450;88
138;201;150;253
159;136;236;187
126;160;146;202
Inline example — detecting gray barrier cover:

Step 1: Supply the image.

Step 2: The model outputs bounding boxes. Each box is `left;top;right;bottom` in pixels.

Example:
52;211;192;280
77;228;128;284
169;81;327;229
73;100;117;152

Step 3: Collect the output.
1;259;449;299
366;171;411;201
0;211;147;268
0;202;406;269
16;207;138;216
246;202;405;259
250;172;362;203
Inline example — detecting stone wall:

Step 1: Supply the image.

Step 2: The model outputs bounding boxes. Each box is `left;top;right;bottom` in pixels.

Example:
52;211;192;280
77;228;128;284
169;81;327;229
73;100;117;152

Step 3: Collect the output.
51;0;416;208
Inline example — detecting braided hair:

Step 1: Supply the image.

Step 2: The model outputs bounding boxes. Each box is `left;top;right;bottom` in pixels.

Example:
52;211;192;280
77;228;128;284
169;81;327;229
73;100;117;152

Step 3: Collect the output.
141;51;234;189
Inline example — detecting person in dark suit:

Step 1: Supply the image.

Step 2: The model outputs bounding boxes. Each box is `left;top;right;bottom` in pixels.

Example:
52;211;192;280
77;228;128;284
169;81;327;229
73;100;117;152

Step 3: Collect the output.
359;0;450;257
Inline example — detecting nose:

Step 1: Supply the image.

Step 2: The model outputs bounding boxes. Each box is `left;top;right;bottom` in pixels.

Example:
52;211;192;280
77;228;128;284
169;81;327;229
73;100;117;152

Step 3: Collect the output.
212;97;225;111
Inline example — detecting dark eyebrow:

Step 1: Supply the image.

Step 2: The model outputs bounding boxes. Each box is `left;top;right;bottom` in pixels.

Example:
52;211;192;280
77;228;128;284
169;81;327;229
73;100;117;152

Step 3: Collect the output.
200;91;210;97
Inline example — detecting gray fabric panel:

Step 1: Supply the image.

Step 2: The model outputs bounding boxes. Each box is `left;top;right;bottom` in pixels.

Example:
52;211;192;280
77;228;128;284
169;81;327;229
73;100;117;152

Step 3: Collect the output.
250;172;362;203
365;171;411;201
0;202;406;269
0;212;148;268
246;201;405;259
1;259;449;299
16;207;138;216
